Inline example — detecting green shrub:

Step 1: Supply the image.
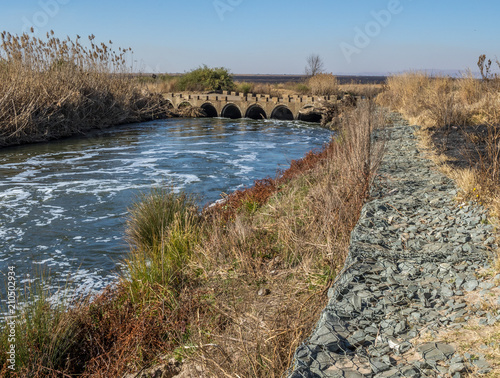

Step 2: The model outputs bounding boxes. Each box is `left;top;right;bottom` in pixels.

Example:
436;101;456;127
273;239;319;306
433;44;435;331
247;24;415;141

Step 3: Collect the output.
237;82;253;95
124;187;200;299
295;83;311;95
178;65;235;91
126;187;199;251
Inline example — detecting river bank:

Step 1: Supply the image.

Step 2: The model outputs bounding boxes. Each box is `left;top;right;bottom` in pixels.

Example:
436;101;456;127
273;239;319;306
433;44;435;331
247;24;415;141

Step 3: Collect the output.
0;31;180;148
0;99;382;376
0;117;333;305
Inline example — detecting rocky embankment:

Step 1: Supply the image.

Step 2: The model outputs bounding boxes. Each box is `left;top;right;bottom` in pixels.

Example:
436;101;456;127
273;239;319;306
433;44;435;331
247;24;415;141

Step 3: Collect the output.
289;117;499;377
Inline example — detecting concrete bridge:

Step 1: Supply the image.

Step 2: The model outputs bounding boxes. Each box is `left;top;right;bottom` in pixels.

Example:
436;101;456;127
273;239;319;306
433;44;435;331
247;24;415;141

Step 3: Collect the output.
164;91;339;122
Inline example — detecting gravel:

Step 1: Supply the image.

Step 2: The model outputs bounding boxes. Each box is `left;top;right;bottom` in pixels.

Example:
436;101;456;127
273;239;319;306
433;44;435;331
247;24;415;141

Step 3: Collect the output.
288;119;497;377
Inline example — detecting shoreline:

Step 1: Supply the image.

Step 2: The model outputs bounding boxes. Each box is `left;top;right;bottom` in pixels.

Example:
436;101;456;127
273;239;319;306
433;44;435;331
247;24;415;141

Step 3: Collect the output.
1;100;378;376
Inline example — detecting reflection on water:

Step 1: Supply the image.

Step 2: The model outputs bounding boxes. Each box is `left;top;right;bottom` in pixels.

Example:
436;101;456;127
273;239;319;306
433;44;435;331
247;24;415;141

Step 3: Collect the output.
0;117;332;297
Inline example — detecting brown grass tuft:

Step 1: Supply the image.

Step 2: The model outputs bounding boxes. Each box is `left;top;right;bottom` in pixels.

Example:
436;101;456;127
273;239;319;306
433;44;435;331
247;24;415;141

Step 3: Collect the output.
307;73;339;96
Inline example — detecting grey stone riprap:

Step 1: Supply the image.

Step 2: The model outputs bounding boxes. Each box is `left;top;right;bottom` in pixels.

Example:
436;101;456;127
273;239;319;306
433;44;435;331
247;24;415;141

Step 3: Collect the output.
288;119;497;377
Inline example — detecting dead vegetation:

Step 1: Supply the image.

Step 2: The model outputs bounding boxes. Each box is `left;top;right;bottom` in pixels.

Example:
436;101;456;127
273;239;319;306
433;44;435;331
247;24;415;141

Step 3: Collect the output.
0;30;173;147
1;100;384;377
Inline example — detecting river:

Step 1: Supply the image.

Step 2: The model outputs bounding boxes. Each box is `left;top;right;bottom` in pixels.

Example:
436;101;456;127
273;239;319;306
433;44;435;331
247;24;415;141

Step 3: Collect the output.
0;117;332;299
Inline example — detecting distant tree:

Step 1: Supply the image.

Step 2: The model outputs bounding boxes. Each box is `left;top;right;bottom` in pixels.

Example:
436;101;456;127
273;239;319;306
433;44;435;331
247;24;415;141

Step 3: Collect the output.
305;54;324;77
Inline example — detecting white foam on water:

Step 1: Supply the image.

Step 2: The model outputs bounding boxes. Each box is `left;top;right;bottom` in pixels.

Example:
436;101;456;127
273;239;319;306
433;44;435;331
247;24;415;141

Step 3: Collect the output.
33;257;56;265
2;228;26;243
35;205;66;226
234;141;276;151
129;157;160;168
95;238;112;243
228;152;258;176
170;173;201;185
0;187;31;202
10;168;39;181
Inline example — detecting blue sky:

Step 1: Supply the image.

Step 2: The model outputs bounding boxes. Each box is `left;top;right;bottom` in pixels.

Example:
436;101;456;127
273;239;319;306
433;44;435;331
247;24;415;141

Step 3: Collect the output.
2;0;499;75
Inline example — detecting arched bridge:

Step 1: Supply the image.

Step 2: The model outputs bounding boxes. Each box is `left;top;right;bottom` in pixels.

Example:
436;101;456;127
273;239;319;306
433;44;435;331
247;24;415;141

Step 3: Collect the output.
164;91;339;122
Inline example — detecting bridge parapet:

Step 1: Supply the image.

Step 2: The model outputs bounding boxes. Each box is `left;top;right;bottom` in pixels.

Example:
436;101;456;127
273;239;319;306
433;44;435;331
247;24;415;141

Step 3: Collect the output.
164;91;339;122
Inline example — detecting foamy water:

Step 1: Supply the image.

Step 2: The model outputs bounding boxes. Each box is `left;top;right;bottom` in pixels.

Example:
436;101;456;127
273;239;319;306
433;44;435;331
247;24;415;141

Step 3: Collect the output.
0;117;331;299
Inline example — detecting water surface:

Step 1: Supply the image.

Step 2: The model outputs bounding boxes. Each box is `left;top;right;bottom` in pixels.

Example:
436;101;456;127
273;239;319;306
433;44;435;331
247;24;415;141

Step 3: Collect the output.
0;118;332;296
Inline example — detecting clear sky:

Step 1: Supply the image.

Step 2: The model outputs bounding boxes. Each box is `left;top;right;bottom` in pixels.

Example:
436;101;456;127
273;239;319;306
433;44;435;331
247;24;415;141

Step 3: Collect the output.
2;0;499;75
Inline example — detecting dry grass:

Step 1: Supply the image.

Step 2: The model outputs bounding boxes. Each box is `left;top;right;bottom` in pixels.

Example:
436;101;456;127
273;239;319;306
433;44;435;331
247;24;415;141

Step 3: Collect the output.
0;99;383;376
379;70;500;270
184;100;384;376
307;73;339;96
377;72;470;127
0;30;170;146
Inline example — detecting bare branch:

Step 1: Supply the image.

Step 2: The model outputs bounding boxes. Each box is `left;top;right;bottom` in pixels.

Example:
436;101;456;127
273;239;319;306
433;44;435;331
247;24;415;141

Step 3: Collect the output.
305;54;324;77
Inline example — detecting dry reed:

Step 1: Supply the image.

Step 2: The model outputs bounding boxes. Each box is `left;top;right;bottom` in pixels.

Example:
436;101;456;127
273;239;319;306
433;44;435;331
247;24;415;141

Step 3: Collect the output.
0;30;170;146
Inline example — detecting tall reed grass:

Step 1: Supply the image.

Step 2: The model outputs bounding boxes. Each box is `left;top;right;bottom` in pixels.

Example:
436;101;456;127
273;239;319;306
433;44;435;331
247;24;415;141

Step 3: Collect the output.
0;30;169;146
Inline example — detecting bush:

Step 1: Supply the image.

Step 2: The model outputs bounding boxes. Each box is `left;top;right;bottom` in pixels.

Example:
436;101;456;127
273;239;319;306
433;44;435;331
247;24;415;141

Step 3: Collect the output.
126;187;198;251
236;81;253;95
308;73;339;96
178;65;235;91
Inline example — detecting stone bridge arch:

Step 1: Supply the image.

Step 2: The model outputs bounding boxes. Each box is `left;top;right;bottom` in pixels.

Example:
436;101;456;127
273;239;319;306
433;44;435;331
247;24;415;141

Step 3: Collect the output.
201;102;218;117
271;105;294;121
165;99;174;109
221;103;242;119
178;101;192;110
245;104;267;120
